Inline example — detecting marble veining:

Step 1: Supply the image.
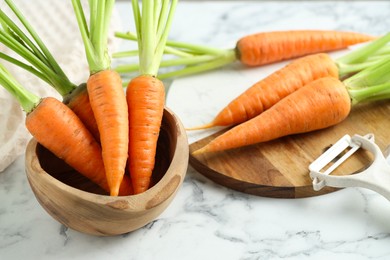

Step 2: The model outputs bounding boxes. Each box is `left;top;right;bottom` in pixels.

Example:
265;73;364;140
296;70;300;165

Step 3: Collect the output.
2;1;390;259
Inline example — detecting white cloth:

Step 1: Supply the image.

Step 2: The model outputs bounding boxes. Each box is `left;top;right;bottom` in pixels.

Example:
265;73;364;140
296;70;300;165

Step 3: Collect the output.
0;0;122;171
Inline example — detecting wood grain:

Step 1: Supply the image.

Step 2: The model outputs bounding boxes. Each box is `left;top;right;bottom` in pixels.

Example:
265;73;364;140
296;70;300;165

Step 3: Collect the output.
189;101;389;198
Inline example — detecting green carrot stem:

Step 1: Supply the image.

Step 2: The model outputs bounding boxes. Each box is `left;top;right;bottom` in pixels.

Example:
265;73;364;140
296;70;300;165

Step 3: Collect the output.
348;82;390;104
158;52;236;80
336;33;390;64
112;50;140;58
370;45;390;56
0;0;77;96
115;31;229;56
0;32;74;96
0;63;40;113
115;54;218;73
344;57;390;90
72;0;113;73
4;0;68;79
0;52;51;85
337;59;384;76
336;32;390;78
0;9;49;68
113;45;193;59
134;0;178;76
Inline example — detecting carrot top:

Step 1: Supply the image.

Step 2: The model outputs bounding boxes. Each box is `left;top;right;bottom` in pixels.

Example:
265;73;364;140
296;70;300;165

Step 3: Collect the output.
71;0;115;74
0;0;77;96
131;0;178;76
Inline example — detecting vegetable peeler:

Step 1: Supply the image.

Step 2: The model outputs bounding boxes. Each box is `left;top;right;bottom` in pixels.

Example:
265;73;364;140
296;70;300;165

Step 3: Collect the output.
309;133;390;201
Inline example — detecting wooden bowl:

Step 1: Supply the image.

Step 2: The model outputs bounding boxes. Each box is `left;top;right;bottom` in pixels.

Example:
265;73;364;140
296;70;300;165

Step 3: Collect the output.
25;108;188;236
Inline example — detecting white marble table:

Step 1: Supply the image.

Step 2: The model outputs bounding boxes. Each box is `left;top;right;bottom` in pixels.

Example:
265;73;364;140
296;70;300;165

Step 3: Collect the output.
2;1;390;259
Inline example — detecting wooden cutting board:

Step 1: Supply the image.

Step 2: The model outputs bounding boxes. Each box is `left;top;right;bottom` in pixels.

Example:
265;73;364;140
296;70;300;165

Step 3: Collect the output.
189;101;390;198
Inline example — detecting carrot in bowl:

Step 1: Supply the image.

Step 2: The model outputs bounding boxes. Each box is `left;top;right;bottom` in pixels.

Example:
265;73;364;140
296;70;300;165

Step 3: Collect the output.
187;32;390;130
126;0;178;194
193;56;390;154
0;0;100;141
0;63;132;195
114;30;376;79
72;0;129;196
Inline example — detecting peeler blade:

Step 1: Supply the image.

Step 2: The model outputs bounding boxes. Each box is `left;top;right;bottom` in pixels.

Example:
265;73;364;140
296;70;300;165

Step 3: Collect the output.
309;134;374;191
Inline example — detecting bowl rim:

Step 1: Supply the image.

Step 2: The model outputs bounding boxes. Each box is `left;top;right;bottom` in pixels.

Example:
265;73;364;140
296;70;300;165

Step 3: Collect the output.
26;107;189;209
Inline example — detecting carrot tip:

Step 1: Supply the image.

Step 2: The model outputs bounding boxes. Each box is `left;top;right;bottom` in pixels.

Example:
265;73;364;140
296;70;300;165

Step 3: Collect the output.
185;122;215;131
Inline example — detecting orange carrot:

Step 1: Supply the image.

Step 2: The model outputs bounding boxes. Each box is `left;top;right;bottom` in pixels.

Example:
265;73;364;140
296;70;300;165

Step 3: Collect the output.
237;30;376;66
126;0;177;194
127;75;165;194
73;0;129;196
86;70;129;196
193;77;351;154
189;53;338;130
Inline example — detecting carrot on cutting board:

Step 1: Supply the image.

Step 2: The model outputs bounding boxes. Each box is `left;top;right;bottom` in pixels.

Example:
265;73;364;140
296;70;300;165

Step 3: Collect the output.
126;0;178;194
0;0;100;141
114;29;376;79
187;32;390;130
193;77;351;154
193;56;390;154
0;63;132;195
72;0;129;196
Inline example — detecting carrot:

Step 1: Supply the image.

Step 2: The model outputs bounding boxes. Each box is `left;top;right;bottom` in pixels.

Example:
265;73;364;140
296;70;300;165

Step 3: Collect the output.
114;30;376;79
188;33;390;130
0;63;132;195
193;77;351;154
189;53;338;129
193;56;390;154
72;0;128;196
127;0;177;194
87;69;128;196
127;75;165;194
0;0;100;141
236;30;376;66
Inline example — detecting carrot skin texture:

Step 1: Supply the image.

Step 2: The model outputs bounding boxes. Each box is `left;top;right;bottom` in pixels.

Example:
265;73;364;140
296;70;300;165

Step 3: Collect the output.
195;77;351;154
212;53;339;127
236;30;376;66
127;75;165;194
25;97;133;195
87;70;129;196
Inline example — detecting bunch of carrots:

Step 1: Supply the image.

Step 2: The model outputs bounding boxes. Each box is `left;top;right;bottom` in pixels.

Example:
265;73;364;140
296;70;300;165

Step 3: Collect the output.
0;0;176;196
189;33;390;154
0;0;386;196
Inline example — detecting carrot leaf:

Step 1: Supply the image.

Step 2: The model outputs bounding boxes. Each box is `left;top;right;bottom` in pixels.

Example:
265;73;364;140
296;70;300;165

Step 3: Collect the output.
0;62;40;113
